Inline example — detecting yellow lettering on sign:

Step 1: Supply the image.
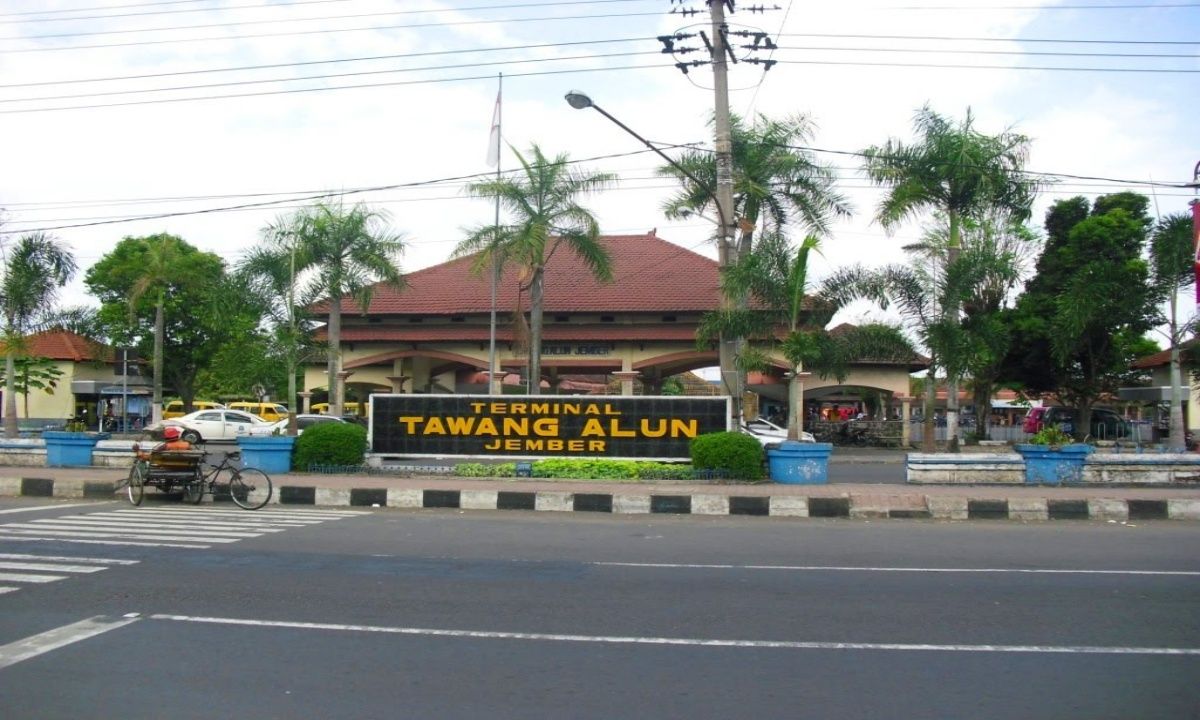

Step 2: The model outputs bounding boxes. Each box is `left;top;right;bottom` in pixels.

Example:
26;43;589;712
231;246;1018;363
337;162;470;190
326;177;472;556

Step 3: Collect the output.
604;403;621;416
641;419;668;438
608;419;636;438
561;404;580;415
476;418;499;435
525;439;543;451
398;416;423;433
584;404;601;415
423;417;446;435
671;419;698;438
533;418;559;436
483;439;500;451
581;418;605;437
502;417;529;436
509;403;526;415
531;403;550;414
445;416;475;435
469;402;486;414
589;441;606;452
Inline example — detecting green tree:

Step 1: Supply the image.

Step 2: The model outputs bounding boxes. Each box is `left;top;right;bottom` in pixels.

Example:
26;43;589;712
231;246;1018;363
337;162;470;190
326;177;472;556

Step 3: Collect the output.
0;233;77;437
1003;193;1159;440
275;202;405;415
0;356;64;421
1147;212;1195;448
862;105;1037;449
85;235;258;419
700;232;915;442
456;144;614;396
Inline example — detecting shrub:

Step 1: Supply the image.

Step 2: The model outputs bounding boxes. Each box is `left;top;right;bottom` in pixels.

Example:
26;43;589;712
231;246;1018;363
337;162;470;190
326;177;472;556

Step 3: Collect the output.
454;462;516;477
1028;425;1074;448
292;422;368;470
690;431;764;481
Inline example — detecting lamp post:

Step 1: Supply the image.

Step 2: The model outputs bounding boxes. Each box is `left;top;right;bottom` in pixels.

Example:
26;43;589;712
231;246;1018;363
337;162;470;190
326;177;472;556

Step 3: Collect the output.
564;90;743;421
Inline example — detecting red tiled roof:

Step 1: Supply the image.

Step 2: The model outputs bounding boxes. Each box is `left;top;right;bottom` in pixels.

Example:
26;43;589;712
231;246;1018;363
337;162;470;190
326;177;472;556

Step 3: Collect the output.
319;232;721;315
7;330;106;362
1131;342;1191;369
328;325;701;343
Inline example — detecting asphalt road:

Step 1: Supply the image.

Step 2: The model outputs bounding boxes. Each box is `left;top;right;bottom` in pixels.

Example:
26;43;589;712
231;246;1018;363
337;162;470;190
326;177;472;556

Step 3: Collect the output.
0;498;1196;719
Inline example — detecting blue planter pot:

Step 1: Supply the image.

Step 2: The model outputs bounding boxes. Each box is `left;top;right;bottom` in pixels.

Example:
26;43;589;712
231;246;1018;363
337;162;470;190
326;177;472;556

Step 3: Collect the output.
44;431;110;467
237;435;296;474
1014;443;1094;485
767;441;833;484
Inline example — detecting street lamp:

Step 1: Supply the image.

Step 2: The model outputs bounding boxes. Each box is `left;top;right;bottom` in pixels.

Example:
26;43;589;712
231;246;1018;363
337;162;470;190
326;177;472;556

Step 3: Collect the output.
563;91;729;234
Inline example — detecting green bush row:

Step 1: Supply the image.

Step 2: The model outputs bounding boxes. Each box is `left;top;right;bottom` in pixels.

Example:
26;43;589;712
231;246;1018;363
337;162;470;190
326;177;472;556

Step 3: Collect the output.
292;422;368;470
689;431;765;481
452;459;692;480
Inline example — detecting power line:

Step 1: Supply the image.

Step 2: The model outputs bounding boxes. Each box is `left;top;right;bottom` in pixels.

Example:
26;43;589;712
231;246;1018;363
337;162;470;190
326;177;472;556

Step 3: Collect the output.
1;0;357;24
874;2;1199;8
0;50;658;105
775;58;1198;73
0;62;665;114
775;45;1198;59
0;0;234;18
777;31;1200;46
1;7;664;42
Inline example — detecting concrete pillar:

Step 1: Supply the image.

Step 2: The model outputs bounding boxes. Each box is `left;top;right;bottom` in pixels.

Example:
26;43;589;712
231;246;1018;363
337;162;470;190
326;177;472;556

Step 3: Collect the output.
335;371;353;413
298;391;313;414
898;395;913;447
612;371;639;397
386;376;409;394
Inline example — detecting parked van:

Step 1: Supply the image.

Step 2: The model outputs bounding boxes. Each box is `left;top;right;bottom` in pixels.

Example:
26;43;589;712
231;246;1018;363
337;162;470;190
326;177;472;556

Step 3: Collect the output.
312;402;364;417
228;402;290;423
163;400;224;419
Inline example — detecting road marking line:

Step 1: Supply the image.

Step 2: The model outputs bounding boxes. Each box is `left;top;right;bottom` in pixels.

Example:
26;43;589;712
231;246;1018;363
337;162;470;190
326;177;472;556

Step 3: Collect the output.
24;519;273;536
0;528;238;543
0;535;208;549
0;553;138;565
149;614;1200;656
10;522;259;539
114;508;366;519
0;572;64;583
104;511;310;526
0;503;98;515
0;562;107;574
592;562;1200;577
0;586;17;594
50;518;288;533
0;615;139;670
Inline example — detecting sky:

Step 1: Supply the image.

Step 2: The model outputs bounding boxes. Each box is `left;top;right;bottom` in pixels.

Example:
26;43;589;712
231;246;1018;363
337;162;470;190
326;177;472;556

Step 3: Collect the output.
0;0;1197;347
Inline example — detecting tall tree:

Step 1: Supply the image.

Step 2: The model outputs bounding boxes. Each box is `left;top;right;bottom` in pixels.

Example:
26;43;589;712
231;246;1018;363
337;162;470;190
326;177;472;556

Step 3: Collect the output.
1147;212;1195;448
1003;193;1159;440
456;144;614;396
85;234;253;420
0;233;77;437
275;202;405;415
699;232;915;442
863;105;1036;450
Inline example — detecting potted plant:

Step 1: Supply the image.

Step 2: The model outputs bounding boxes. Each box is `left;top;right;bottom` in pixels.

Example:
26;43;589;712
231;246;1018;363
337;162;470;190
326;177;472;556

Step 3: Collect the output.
236;427;296;475
1014;426;1093;485
44;428;111;467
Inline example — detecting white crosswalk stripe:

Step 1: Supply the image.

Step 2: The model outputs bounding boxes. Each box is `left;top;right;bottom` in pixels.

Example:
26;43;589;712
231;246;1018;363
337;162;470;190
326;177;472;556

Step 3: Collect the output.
0;507;368;549
0;552;140;598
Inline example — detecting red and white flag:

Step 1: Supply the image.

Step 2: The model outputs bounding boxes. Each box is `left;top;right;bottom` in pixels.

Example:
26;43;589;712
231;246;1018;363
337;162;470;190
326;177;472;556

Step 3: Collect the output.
486;89;501;167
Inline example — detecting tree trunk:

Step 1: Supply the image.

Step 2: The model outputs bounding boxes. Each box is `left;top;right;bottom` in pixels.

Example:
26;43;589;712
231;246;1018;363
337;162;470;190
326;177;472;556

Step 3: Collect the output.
922;368;937;452
328;304;342;416
4;349;17;439
787;365;802;442
1168;293;1185;449
528;267;544;395
973;382;992;444
151;298;164;425
944;209;961;452
287;352;298;437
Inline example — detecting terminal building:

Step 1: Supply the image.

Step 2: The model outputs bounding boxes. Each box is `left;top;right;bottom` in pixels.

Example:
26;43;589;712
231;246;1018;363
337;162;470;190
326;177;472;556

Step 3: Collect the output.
303;231;923;420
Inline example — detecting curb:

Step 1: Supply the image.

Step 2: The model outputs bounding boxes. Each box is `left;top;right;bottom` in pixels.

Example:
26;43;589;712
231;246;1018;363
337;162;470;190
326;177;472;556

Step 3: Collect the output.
7;477;1200;521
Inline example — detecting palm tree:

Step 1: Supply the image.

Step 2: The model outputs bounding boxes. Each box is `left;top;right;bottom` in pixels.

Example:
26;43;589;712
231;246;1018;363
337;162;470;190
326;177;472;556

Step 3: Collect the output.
862;105;1037;450
0;233;77;437
700;232;915;442
276;202;405;416
1148;212;1195;449
659;113;851;258
456;144;615;396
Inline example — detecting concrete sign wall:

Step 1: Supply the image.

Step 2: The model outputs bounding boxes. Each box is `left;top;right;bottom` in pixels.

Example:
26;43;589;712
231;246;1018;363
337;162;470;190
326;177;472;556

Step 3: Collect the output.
370;394;731;460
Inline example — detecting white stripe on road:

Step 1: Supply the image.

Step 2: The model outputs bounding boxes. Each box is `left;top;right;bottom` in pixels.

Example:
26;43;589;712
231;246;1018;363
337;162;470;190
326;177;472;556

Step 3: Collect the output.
0;528;238;543
593;562;1200;577
0;553;138;565
0;562;107;574
0;503;99;515
10;522;259;539
0;572;64;583
150;614;1200;656
0;615;139;670
114;508;366;519
0;587;16;594
0;535;208;549
105;511;312;526
26;519;280;535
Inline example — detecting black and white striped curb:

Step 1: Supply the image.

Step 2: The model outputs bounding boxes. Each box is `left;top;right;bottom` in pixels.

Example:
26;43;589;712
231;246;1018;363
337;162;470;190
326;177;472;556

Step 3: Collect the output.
3;477;1200;521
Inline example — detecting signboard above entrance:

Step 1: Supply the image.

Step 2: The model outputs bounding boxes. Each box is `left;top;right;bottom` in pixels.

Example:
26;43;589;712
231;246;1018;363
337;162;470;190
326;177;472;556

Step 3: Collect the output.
370;394;731;460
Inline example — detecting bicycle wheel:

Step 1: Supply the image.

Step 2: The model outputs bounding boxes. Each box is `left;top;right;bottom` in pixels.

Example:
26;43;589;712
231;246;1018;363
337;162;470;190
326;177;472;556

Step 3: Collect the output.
229;467;272;510
126;462;145;506
182;478;204;504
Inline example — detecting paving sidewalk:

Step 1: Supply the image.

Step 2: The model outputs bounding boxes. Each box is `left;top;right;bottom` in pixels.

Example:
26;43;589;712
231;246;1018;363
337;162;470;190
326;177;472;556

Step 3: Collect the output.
3;463;1200;522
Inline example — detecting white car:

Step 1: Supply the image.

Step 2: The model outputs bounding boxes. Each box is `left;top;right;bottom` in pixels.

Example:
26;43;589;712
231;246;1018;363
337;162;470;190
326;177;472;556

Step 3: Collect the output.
741;417;816;447
154;409;274;443
266;414;347;435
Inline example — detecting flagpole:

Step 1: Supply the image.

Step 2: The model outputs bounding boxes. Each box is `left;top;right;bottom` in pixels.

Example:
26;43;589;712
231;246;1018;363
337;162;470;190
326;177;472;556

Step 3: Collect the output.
488;73;503;395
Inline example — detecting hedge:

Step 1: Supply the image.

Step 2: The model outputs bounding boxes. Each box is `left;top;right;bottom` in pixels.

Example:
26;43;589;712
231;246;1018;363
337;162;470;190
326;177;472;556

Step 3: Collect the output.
689;431;764;481
293;422;368;470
